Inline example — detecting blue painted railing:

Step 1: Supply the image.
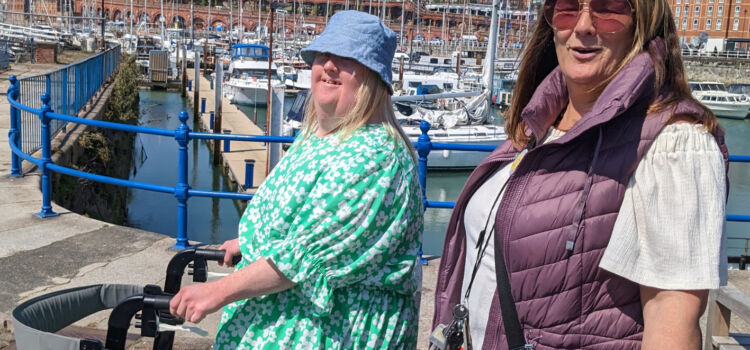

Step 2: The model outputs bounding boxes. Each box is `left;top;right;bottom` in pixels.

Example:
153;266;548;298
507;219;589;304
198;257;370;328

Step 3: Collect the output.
7;68;750;253
13;45;121;157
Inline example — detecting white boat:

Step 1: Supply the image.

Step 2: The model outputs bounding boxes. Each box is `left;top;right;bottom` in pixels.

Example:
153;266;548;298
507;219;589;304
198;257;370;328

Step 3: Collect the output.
405;52;480;74
224;44;284;106
401;122;506;169
690;82;750;119
394;89;506;169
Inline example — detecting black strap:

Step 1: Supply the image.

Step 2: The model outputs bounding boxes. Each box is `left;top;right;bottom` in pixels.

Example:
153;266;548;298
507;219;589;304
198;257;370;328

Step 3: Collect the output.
494;230;526;349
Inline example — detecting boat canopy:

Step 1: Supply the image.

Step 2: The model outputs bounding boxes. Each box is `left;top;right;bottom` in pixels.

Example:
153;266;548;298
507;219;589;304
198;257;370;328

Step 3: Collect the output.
232;44;269;60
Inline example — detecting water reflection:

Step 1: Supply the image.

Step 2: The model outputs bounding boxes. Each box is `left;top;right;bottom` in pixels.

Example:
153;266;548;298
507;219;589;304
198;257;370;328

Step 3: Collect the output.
126;91;242;244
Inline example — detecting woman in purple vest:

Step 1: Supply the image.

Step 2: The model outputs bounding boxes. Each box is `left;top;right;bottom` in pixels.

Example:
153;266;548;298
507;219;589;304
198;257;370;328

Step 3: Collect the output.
433;0;729;349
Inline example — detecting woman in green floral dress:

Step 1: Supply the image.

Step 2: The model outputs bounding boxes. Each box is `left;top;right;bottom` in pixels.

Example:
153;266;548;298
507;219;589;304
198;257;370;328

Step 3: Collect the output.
169;10;424;349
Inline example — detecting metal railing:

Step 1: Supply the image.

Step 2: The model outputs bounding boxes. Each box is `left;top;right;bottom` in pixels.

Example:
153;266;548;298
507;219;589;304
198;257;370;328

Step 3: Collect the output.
14;45;121;155
682;49;750;60
7;68;750;258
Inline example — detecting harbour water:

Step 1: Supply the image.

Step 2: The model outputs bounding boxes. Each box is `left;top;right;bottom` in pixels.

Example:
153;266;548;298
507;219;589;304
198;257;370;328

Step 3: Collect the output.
125;90;750;258
126;91;242;244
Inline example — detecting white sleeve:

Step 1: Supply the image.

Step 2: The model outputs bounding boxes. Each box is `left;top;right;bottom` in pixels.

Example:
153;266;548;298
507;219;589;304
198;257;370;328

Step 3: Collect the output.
599;123;727;290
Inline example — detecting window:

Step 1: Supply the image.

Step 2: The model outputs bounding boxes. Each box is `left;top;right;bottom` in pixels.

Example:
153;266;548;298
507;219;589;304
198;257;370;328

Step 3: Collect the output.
676;7;682;16
677;0;682;3
710;0;714;3
708;6;713;16
693;19;699;28
717;18;723;29
695;6;701;16
686;0;690;3
736;0;741;3
683;18;688;29
735;6;740;15
733;18;740;29
697;0;701;3
719;6;724;15
706;18;712;29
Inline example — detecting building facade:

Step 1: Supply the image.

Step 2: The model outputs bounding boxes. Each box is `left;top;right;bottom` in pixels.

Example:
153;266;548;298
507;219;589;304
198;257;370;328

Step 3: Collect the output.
669;0;750;51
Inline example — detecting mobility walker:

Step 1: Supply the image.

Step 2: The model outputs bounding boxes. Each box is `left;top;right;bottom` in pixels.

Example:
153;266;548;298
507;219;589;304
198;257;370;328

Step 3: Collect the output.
11;248;240;350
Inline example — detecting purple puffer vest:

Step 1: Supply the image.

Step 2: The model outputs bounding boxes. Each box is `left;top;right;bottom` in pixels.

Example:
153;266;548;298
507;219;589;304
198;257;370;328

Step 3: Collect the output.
433;38;729;349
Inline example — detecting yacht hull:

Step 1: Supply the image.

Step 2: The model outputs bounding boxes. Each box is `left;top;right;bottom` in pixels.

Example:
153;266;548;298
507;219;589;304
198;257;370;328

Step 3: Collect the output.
225;84;269;105
402;124;506;170
703;103;750;119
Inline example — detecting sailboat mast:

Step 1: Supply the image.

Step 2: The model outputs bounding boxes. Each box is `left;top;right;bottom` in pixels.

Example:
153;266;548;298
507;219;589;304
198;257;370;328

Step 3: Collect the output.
239;0;243;42
399;0;404;47
159;0;165;43
501;0;507;55
484;0;499;95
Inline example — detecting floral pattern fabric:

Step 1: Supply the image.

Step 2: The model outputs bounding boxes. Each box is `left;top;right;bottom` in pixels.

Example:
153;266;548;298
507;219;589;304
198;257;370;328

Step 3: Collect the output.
214;124;423;349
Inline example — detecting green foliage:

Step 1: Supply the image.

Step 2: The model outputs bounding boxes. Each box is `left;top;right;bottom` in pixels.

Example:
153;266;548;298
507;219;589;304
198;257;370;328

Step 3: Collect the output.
53;54;141;225
103;55;140;124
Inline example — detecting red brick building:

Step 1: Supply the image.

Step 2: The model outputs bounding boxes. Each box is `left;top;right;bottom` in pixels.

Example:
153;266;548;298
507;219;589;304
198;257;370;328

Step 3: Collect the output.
669;0;750;51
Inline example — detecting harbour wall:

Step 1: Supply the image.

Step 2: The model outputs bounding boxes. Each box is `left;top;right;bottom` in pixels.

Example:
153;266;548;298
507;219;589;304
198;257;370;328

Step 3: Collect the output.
684;57;750;85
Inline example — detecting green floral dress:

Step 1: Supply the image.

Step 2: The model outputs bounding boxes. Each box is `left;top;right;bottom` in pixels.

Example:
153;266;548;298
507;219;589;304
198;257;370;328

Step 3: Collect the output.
214;124;424;349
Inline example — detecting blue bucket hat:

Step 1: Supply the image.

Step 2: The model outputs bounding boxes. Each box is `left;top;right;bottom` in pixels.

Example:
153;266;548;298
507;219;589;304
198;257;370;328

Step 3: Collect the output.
300;11;397;94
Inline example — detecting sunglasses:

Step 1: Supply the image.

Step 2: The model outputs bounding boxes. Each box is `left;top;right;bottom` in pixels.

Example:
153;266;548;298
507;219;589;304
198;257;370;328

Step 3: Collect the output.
543;0;634;34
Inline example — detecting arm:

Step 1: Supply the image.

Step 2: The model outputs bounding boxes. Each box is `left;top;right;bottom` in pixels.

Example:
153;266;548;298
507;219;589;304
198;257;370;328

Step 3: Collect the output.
169;256;295;323
640;286;708;350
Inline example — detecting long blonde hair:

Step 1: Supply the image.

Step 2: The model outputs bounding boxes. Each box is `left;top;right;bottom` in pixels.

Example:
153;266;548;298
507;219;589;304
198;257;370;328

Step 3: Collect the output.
505;0;717;149
302;67;416;161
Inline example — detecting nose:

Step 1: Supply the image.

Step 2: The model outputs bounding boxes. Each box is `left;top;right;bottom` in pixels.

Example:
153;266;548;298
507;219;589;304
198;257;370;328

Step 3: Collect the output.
323;56;338;73
573;2;596;36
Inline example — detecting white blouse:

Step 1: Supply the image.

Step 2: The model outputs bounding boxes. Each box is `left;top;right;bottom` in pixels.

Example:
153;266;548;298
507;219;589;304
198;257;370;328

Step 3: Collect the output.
460;123;727;349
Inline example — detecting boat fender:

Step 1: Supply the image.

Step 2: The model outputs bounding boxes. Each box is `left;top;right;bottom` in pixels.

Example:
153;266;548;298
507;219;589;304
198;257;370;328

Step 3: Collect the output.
443;149;450;158
169;46;175;53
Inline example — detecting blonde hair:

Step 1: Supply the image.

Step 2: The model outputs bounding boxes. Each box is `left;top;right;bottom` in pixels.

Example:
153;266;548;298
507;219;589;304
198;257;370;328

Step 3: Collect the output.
301;67;416;161
505;0;717;149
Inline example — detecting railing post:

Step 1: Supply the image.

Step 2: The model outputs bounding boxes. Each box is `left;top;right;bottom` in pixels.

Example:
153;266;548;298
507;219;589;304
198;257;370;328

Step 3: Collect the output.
172;110;192;250
8;76;22;177
61;68;68;118
416;120;431;265
45;74;51;98
36;93;59;218
244;159;255;189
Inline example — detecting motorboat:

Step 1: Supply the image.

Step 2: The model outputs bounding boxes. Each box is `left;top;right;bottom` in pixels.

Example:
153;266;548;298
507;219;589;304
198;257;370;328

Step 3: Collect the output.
224;44;284;106
400;120;506;169
690;82;750;119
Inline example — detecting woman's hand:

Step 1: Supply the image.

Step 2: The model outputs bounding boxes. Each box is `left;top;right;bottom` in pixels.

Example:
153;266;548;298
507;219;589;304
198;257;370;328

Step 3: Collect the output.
640;286;708;350
169;281;226;323
218;238;241;267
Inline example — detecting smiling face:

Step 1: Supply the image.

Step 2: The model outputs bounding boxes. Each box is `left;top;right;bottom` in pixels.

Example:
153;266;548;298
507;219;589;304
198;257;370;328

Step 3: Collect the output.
311;53;367;125
553;5;635;92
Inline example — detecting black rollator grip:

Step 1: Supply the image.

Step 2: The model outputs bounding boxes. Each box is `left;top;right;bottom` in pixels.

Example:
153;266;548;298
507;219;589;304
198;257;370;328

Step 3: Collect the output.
196;248;242;265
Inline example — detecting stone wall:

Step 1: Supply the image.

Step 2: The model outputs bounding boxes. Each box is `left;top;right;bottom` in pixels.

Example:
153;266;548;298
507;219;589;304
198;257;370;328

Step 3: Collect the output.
684;58;750;85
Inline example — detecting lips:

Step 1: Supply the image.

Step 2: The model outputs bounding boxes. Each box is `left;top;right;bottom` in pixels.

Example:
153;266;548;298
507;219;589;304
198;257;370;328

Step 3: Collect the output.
570;46;602;61
322;78;341;86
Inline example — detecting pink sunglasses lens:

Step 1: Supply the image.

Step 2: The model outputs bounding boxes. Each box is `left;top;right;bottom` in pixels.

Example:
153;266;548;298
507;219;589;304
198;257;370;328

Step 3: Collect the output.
544;0;633;33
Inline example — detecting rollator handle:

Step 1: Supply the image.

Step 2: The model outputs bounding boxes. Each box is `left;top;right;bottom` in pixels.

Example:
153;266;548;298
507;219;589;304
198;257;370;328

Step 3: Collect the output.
165;248;241;294
196;248;242;265
105;285;181;350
